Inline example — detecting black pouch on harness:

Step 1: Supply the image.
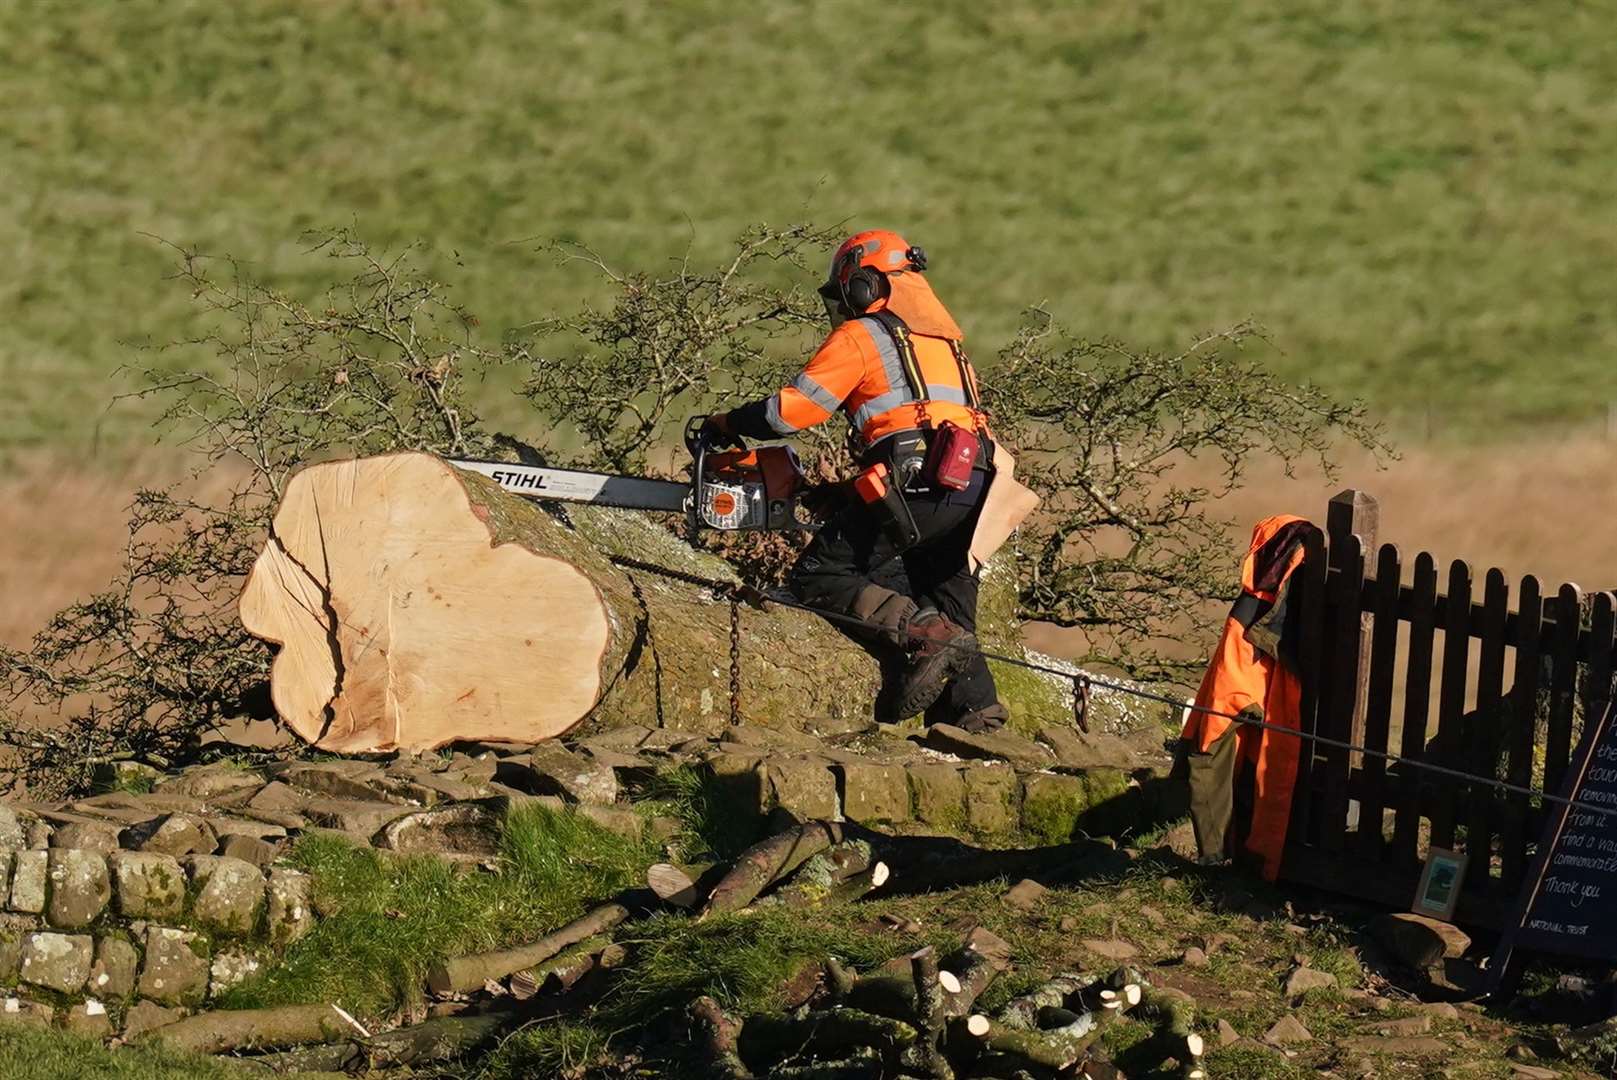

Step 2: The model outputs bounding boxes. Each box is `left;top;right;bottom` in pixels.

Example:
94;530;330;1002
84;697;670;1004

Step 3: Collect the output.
887;431;928;490
852;463;922;550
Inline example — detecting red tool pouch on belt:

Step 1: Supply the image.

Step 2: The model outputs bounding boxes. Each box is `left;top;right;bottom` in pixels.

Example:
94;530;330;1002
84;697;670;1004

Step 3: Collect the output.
923;421;979;491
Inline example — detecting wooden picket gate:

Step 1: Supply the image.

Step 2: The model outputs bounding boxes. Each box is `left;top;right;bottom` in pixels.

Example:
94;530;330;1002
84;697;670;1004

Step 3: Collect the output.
1279;491;1617;927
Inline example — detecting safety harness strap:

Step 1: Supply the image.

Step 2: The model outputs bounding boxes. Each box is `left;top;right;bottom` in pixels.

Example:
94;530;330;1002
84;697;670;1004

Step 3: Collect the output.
865;310;928;397
864;310;988;433
946;340;982;410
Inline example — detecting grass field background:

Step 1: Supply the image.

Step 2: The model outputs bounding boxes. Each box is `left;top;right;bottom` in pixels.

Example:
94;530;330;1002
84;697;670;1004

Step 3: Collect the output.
3;0;1616;457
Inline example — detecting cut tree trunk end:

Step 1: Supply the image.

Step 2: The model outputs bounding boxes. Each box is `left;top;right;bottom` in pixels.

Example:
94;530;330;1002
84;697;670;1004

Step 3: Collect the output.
955;1015;1097;1070
509;937;624;1000
1136;984;1202;1078
759;842;886;909
646;862;720;909
940;935;1010;1018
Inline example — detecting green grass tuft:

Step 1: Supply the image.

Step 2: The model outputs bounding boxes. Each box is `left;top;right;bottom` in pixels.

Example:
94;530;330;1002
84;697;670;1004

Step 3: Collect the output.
468;1019;614;1080
222;802;658;1017
635;764;765;862
0;1025;238;1080
1205;1044;1309;1078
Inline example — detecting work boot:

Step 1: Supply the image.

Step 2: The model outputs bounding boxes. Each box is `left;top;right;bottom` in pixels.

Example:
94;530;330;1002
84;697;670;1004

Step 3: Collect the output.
892;609;979;719
953;702;1010;734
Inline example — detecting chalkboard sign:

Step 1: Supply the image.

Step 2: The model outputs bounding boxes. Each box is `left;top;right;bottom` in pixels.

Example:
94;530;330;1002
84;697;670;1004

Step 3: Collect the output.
1489;698;1617;990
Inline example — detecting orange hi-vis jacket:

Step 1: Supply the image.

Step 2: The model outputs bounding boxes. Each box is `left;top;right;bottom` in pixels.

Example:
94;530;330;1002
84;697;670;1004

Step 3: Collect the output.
1184;514;1315;881
763;276;987;446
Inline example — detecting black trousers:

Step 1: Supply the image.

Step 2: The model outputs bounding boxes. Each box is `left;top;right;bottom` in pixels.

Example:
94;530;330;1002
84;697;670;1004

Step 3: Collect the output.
788;467;999;718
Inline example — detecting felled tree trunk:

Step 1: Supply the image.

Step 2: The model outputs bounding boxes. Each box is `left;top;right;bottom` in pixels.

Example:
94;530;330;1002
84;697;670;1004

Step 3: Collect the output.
240;452;1063;752
239;452;888;752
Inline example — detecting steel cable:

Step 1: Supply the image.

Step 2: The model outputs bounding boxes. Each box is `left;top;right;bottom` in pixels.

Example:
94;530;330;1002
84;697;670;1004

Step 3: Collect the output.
609;554;1617;823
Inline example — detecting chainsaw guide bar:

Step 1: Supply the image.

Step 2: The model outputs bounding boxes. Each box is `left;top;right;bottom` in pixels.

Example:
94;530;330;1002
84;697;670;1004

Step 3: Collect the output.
448;451;812;532
449;459;687;513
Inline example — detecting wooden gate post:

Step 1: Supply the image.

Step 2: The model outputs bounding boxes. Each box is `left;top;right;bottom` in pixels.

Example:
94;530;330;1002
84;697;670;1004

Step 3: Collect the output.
1328;490;1380;763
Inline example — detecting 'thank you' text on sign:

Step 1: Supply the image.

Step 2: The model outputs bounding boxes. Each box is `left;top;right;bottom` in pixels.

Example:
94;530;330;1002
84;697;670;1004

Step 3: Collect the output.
1515;702;1617;951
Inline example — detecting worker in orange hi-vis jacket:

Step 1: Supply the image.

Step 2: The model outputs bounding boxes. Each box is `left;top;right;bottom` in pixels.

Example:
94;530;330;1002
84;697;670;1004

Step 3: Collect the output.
694;230;1006;730
1182;514;1321;881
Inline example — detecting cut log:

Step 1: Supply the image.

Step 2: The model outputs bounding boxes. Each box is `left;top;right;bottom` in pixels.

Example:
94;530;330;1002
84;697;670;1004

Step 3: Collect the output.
941;933;1011;1018
996;973;1093;1030
824;861;889;906
738;1008;919;1072
759;842;878;908
427;902;627;995
508;936;624;1000
831;956;954;1022
771;860;890;910
1134;985;1202;1078
909;946;952;1080
950;1015;1098;1070
138;1003;364;1055
690;996;754;1080
646;861;720;909
240;452;1063;752
240;453;880;751
240;1010;514;1073
699;821;843;919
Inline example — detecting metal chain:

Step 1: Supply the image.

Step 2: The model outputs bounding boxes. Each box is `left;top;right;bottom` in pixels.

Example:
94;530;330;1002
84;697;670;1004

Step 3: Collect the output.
728;596;742;726
1071;673;1092;735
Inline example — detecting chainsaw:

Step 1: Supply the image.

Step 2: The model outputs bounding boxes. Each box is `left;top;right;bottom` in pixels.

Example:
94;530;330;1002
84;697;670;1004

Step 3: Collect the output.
447;417;814;532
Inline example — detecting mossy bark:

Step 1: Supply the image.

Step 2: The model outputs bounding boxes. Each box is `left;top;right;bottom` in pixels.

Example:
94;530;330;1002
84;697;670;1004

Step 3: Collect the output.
457;470;879;737
453;463;1066;735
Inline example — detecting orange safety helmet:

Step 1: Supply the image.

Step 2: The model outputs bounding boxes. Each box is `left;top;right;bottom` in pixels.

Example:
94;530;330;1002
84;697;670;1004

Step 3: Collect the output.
819;229;929;316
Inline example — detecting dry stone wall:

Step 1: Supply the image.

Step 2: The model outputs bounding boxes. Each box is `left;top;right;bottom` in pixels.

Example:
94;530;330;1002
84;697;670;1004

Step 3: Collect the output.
0;714;1172;1040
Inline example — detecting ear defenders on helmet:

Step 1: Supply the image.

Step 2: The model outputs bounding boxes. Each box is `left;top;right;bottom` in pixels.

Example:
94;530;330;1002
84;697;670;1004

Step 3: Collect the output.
840;257;889;314
821;241;930;319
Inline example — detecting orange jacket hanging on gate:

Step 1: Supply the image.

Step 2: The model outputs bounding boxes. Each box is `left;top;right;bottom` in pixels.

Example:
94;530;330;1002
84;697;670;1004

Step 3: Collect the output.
1185;514;1317;881
762;276;987;446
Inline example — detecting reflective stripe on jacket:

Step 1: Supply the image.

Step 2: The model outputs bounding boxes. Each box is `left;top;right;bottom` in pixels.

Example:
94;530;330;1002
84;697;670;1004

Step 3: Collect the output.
764;316;985;444
1184;514;1314;882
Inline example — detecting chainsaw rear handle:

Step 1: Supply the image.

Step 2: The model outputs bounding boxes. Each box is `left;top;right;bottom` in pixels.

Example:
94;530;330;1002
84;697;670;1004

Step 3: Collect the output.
684;414;743;457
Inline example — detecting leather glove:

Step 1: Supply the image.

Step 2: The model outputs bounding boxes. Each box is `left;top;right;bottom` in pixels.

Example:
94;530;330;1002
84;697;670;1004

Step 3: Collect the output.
799;479;852;519
687;413;744;456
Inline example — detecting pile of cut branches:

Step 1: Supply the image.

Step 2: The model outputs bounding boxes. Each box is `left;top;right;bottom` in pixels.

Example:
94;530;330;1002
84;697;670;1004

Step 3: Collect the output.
690;939;1206;1079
